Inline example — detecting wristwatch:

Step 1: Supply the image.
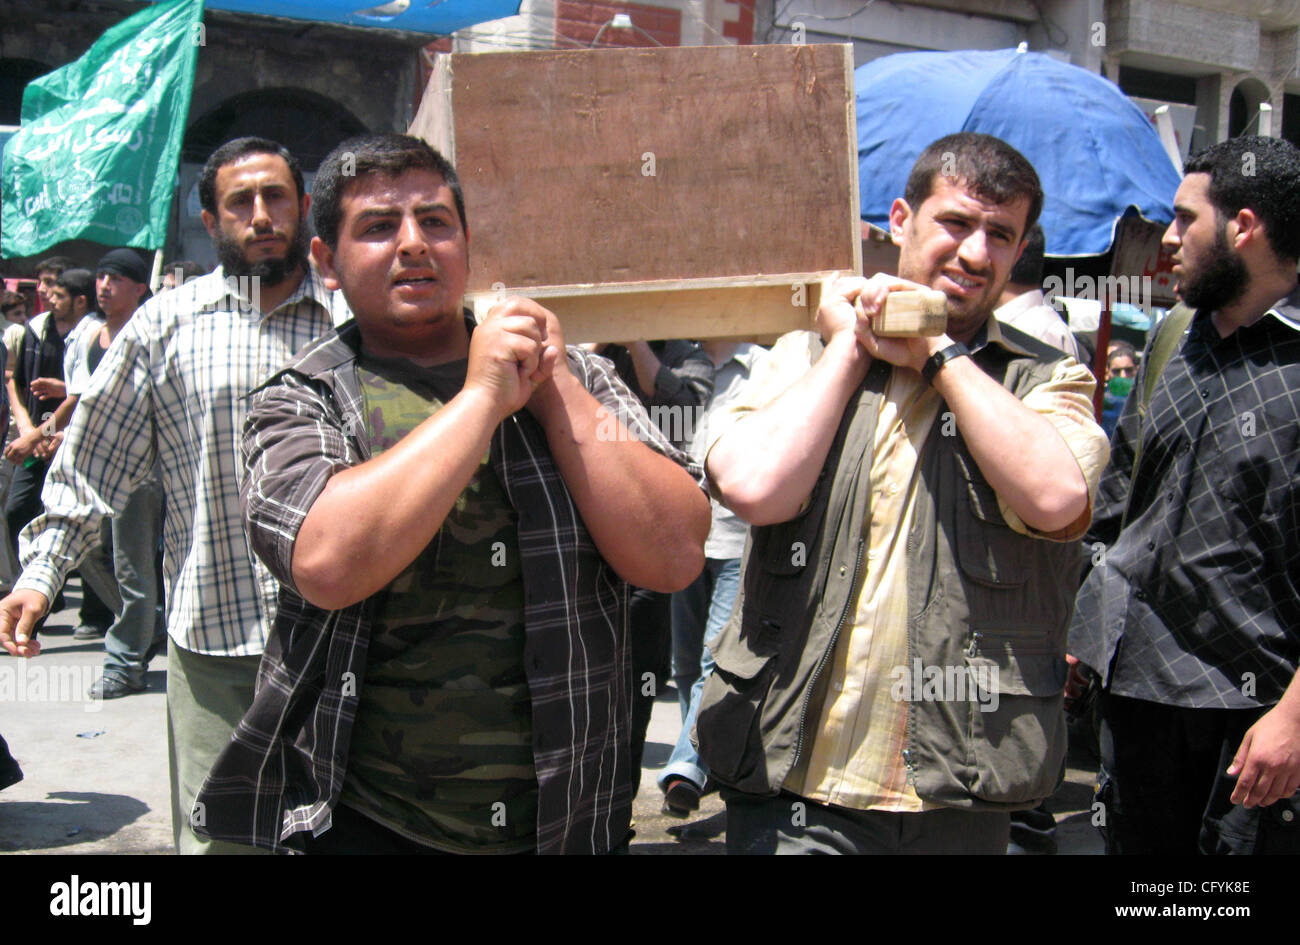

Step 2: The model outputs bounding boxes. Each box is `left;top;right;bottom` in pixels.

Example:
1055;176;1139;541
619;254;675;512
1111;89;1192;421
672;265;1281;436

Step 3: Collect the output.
921;342;970;384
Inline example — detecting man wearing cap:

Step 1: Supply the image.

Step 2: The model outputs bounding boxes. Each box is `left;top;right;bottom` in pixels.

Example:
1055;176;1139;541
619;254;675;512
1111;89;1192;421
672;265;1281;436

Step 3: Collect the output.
39;250;165;699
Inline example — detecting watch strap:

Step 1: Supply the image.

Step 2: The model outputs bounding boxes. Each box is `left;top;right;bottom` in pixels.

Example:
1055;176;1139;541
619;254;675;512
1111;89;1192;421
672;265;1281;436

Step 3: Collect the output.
921;342;970;384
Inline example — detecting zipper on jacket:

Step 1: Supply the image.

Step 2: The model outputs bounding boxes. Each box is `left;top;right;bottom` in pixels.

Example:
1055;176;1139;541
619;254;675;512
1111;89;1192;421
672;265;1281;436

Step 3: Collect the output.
791;536;865;772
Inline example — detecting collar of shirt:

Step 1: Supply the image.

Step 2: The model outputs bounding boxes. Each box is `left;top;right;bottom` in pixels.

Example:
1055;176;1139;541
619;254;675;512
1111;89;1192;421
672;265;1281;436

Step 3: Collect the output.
1194;286;1300;345
966;311;1041;358
1264;283;1300;332
28;311;65;340
195;264;341;323
992;288;1047;322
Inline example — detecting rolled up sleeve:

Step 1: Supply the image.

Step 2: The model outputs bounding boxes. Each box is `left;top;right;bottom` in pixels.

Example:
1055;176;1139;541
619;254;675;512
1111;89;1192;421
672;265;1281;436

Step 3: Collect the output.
240;375;362;594
999;357;1111;542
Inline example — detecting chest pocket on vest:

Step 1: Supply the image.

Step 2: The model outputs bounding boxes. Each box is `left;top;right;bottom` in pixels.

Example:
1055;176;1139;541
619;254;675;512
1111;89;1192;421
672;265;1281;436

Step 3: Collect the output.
952;450;1028;588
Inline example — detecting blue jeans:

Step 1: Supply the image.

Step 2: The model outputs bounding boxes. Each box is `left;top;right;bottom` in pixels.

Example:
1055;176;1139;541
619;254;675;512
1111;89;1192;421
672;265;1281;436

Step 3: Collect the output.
79;478;165;687
658;557;741;792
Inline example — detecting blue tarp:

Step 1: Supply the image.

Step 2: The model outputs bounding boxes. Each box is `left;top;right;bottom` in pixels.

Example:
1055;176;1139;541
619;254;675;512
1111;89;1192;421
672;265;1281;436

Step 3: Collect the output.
193;0;520;36
856;48;1183;257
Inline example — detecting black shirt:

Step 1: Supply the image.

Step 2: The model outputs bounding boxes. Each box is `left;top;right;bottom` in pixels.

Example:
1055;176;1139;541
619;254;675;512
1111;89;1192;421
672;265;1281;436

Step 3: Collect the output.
600;340;713;452
1070;289;1300;708
15;312;72;422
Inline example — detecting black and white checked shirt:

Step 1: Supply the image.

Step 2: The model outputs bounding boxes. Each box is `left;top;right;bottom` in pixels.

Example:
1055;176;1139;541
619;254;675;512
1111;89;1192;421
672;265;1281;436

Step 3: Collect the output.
195;320;705;853
1070;288;1300;708
16;267;345;655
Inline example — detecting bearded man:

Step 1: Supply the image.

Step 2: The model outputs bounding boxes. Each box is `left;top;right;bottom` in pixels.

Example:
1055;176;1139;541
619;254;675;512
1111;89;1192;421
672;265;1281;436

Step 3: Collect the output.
0;137;346;853
1070;136;1300;855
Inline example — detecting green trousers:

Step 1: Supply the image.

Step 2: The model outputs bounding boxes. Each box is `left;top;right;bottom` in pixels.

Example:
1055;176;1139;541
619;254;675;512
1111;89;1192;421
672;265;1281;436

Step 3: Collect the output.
166;642;269;855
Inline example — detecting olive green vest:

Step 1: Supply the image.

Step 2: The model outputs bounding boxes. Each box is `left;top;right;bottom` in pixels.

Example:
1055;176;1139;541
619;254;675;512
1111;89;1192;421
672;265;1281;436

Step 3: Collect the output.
696;326;1081;810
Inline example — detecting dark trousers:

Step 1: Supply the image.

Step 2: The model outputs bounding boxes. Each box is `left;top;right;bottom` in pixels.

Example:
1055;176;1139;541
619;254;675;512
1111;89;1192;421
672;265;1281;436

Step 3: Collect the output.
723;789;1011;854
1098;693;1300;854
301;803;625;854
627;587;671;797
302;804;457;855
1008;802;1057;854
5;459;45;561
75;563;115;630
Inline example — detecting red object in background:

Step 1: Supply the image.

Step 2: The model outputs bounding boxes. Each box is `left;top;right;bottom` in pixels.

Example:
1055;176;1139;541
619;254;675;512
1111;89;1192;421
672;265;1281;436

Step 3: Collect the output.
721;0;754;44
556;0;682;47
1093;304;1112;424
2;277;41;317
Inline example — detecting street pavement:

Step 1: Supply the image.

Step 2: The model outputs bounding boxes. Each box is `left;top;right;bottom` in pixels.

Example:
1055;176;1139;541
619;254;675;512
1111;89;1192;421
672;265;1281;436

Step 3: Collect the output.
1;578;1102;855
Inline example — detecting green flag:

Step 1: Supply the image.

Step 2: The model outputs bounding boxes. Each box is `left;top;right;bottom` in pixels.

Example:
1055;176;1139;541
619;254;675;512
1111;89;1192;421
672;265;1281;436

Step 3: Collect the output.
1;0;205;257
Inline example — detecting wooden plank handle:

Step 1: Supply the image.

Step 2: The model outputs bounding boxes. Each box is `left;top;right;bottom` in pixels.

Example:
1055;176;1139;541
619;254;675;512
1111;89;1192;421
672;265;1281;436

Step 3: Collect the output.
874;289;948;337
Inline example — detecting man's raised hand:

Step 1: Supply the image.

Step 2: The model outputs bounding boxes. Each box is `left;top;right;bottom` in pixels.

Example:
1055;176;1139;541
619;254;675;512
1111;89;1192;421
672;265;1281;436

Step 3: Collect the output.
524;304;577;424
817;273;947;374
466;297;551;421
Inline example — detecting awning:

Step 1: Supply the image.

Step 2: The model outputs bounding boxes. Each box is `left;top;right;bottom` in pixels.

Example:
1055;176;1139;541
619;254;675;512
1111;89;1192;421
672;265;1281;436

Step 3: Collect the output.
201;0;521;36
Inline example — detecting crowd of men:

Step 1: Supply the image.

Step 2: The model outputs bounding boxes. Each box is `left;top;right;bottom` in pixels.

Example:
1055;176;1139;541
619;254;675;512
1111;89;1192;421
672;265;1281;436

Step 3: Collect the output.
0;126;1297;856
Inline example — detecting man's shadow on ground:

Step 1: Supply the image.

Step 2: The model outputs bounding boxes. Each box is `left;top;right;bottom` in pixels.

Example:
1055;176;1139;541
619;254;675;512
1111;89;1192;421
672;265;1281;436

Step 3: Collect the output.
0;790;153;851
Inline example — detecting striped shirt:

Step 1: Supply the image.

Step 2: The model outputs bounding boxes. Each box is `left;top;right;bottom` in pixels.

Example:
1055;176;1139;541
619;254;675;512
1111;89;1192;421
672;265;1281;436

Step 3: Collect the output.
15;267;346;656
195;320;705;853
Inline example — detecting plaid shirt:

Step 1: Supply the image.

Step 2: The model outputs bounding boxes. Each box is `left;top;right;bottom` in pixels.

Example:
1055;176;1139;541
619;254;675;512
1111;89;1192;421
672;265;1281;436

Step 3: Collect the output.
1071;290;1300;707
15;267;345;656
195;320;705;854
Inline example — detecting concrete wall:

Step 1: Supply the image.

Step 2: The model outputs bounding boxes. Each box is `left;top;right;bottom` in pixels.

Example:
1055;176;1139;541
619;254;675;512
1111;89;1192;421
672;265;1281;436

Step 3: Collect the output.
1106;0;1300;145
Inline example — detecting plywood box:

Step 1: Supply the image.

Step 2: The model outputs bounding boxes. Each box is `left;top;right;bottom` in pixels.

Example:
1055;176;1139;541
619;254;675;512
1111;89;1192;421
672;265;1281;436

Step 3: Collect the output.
409;43;860;341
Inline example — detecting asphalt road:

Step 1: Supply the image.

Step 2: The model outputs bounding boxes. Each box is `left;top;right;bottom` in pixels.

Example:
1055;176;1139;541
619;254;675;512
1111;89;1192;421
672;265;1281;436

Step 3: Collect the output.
0;579;1103;855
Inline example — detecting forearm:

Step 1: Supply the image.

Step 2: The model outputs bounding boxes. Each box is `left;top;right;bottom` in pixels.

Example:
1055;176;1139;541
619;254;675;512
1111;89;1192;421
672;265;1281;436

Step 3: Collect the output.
1269;670;1300;725
931;355;1088;532
533;372;709;592
628;341;662;398
49;396;78;433
707;333;869;526
7;378;32;434
291;387;502;610
15;441;118;601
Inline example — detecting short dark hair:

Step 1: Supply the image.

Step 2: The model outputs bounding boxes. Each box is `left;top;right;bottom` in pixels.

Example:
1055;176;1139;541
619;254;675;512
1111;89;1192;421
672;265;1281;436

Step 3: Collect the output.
198;137;305;215
904;132;1044;238
1107;340;1138;364
312;134;466;250
163;260;205;284
1008;222;1045;286
1;290;25;317
55;268;95;307
35;255;74;277
1183;135;1300;261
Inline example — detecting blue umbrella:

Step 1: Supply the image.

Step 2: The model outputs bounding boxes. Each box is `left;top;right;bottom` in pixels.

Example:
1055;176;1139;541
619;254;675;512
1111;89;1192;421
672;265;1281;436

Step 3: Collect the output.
856;48;1182;257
